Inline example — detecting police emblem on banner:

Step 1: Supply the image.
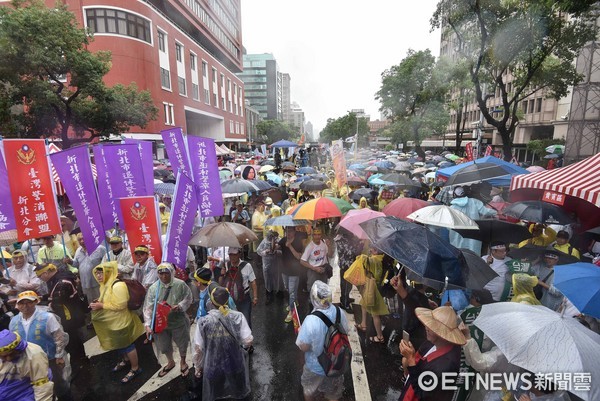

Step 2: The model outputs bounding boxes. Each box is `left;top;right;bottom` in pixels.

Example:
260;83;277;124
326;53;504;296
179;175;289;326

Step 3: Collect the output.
16;144;36;165
130;201;147;221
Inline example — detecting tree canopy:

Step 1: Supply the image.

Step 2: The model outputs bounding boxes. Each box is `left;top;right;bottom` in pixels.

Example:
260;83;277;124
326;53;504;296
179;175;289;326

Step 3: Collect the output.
376;49;449;158
319;112;369;147
256;120;297;144
0;0;157;148
431;0;597;160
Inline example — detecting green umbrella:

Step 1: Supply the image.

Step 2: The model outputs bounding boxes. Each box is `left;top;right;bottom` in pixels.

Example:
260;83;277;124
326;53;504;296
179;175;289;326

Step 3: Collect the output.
323;196;354;214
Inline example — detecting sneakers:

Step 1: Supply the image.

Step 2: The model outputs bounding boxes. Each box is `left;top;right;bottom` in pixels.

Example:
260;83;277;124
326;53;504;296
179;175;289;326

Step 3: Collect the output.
284;312;293;323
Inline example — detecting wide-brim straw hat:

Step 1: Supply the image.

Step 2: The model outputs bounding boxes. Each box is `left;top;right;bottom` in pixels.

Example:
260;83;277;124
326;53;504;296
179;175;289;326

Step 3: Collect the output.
415;306;467;345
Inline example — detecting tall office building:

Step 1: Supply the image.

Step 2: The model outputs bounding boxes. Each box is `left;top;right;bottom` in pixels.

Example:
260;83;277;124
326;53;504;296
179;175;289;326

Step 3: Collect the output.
290;102;305;135
34;0;247;147
281;72;292;125
238;53;282;121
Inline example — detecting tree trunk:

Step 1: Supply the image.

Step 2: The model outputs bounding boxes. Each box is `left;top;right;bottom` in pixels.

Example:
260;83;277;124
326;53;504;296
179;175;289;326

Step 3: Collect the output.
499;128;513;161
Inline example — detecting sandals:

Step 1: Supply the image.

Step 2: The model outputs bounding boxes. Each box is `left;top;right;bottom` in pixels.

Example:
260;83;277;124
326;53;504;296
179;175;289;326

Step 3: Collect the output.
354;324;367;332
158;364;175;378
112;360;129;373
181;365;190;377
369;336;385;344
121;368;142;383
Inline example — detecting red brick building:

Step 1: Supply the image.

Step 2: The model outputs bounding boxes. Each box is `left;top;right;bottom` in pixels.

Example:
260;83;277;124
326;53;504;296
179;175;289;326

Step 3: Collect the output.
55;0;247;147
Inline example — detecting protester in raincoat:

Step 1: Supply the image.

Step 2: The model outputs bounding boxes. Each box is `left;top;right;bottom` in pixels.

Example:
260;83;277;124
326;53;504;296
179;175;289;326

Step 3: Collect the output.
90;262;145;383
193;286;253;401
0;330;54;401
251;201;268;254
143;263;193;378
256;230;281;305
511;274;541;305
448;186;497;255
357;251;389;344
358;196;370;209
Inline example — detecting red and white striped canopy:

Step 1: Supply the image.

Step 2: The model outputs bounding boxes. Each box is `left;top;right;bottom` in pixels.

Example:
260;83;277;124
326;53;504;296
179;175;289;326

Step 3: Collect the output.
510;153;600;207
48;143;97;196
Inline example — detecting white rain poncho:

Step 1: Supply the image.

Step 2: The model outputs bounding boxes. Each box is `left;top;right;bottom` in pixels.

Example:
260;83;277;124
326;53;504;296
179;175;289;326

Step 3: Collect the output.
448;196;497;255
310;280;332;310
192;287;253;401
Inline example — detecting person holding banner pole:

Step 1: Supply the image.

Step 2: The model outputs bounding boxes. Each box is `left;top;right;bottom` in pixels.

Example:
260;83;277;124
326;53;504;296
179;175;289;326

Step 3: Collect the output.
101;236;134;279
37;235;72;273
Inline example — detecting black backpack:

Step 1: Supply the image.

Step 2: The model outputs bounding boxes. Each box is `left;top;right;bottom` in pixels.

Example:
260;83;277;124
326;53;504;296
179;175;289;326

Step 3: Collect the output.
311;306;352;377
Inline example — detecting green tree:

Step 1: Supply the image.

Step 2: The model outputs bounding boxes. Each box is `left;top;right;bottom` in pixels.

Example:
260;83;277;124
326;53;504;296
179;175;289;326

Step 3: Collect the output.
0;0;157;148
376;49;450;158
319;112;368;147
256;120;296;144
431;0;597;160
527;138;565;166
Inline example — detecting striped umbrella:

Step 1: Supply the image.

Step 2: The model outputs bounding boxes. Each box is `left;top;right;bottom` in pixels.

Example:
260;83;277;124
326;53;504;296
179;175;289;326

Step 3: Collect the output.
291;197;353;220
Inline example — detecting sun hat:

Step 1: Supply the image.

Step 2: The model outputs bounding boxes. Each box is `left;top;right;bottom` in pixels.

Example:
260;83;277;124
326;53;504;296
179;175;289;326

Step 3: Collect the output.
264;197;273;205
415;306;467;345
134;245;149;254
108;236;122;244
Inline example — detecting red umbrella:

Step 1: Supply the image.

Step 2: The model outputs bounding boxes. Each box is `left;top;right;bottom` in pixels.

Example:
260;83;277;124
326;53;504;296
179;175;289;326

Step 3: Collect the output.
382;198;429;220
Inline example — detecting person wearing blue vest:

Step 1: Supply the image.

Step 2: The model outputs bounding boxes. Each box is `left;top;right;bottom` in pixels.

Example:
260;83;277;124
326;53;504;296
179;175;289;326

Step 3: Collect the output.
9;291;71;401
193;267;236;322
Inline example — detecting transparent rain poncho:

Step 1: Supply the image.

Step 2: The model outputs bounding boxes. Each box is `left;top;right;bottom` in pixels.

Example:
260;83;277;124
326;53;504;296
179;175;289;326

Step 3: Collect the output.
310;280;332;310
193;288;252;401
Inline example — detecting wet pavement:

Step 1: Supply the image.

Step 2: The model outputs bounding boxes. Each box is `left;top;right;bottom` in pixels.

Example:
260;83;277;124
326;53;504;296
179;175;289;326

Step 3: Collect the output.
69;257;404;400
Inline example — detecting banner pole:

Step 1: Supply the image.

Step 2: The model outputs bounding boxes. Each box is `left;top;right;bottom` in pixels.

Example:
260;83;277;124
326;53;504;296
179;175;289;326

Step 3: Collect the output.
1;249;9;279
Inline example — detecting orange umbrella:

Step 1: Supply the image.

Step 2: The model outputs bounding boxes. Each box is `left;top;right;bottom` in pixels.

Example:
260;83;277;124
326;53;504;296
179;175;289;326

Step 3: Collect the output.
291;197;352;220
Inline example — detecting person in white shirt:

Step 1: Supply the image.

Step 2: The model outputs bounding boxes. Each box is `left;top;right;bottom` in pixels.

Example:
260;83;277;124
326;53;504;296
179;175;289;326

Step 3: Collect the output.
7;250;43;297
482;242;510;302
101;236;134;278
131;245;158;290
301;228;333;292
71;235;105;303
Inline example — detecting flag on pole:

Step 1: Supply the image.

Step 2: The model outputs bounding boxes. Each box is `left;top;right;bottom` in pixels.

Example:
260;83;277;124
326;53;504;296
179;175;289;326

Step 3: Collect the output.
119;196;162;264
484;145;492;157
465;142;474;161
0;146;16;232
292;302;302;335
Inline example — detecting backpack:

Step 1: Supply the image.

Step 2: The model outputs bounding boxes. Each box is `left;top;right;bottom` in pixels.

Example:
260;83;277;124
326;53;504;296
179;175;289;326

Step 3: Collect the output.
113;279;147;310
311;306;352;377
223;262;248;303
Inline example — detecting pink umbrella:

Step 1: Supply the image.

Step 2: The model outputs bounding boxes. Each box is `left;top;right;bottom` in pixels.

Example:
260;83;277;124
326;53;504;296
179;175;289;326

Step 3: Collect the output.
526;165;545;173
382;198;429;220
338;209;385;239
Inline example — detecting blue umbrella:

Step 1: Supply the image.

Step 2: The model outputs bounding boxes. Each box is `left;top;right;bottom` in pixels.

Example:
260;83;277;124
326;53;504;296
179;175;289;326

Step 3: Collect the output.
360;216;465;288
366;173;383;184
349;163;367;170
297;167;317;175
265;215;310;227
265;173;282;185
374;160;394;169
294;175;315;183
554;263;600;318
271;139;298;148
154;182;176;195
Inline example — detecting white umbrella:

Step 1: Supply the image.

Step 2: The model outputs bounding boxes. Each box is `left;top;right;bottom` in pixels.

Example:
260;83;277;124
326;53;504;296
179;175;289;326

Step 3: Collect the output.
406;205;479;230
474;303;600;401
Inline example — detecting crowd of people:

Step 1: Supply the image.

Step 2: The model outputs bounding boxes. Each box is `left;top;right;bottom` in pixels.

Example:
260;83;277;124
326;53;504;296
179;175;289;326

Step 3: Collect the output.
1;148;599;401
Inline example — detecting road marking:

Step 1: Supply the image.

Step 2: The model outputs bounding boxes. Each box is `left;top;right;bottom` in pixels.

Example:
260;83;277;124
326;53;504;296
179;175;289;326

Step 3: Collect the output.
330;254;372;401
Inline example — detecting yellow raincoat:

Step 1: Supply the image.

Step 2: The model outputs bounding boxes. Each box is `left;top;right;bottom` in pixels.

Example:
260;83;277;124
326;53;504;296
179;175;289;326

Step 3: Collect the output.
264;205;284;238
511;273;541;305
358;254;389;316
91;262;145;350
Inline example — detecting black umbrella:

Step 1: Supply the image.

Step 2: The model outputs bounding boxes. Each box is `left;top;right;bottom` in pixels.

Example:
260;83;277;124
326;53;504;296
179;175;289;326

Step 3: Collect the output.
453;219;532;244
221;178;260;194
360;216;466;288
300;179;328;191
460;249;500;290
248;179;273;191
508;244;580;265
379;173;416;186
349;188;378;201
444;163;509;187
502;201;574;225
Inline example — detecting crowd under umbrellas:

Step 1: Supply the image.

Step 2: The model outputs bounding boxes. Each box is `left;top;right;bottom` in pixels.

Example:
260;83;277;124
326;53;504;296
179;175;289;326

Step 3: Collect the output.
2;139;600;401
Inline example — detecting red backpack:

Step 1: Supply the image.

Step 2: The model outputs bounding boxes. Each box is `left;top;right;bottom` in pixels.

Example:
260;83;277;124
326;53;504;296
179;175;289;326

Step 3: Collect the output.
113;279;146;310
311;306;352;377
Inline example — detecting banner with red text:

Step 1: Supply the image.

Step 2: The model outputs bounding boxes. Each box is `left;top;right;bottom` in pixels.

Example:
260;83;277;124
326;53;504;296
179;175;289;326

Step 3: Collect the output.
4;139;61;240
119;196;162;264
465;142;474;161
0;146;16;232
330;139;347;188
484;145;493;157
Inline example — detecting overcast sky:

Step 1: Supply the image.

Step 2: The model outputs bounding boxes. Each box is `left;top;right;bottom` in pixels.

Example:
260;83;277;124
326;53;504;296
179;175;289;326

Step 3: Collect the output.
240;0;442;136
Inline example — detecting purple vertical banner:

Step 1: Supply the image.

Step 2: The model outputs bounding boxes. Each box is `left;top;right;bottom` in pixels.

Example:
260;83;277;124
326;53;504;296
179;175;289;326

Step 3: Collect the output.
187;136;224;217
0;145;16;232
93;145;119;230
160;127;191;179
102;143;147;227
123;139;153;196
50;146;104;251
163;172;198;267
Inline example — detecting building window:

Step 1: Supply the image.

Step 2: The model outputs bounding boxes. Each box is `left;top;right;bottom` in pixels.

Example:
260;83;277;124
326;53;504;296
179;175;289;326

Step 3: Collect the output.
230;120;234;133
190;54;196;70
522;100;528;114
529;99;535;114
192;83;199;100
163;102;175;125
160;68;171;90
178;77;187;96
536;98;542;113
86;8;151;44
202;61;210;104
212;68;218;107
157;30;165;52
175;43;182;62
